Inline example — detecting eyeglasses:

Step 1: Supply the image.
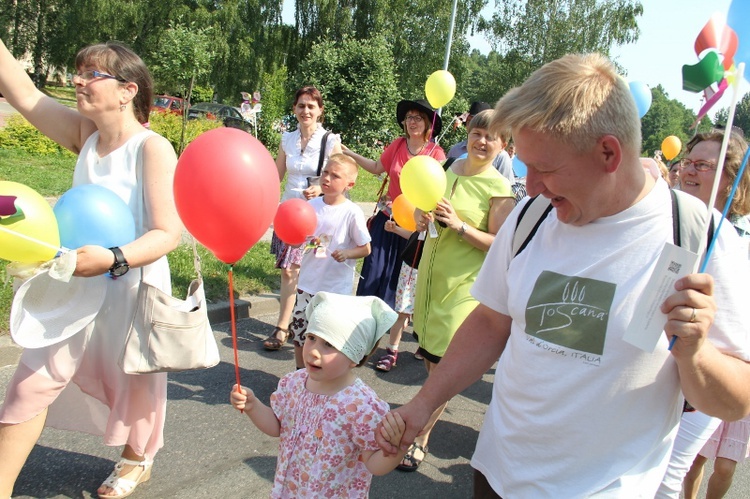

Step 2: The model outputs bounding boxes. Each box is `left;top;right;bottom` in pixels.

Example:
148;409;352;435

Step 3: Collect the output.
679;158;717;172
74;70;127;83
403;115;423;123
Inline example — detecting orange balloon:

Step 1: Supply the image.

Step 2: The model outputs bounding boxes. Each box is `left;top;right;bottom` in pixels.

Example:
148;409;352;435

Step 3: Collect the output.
391;195;417;232
661;135;682;161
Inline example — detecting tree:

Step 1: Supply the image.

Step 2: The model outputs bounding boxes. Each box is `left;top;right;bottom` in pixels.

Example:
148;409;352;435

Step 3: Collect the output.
640;85;711;158
294;35;400;158
715;93;750;137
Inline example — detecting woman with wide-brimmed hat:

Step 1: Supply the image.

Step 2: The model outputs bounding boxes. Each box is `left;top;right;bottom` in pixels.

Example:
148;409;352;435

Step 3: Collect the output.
344;99;445;310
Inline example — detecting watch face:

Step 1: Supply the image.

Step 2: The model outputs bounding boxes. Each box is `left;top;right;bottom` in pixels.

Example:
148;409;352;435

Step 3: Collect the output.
110;264;129;277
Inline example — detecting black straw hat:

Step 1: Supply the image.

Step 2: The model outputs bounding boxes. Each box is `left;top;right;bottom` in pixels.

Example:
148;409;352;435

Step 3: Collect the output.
468;101;491;116
396;99;443;138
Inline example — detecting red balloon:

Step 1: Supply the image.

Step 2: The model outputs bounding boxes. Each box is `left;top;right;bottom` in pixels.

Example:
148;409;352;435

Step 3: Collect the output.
174;128;280;264
273;198;317;246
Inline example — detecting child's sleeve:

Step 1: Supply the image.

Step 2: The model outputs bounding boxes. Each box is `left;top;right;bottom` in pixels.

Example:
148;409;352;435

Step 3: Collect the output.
350;205;372;247
350;390;390;452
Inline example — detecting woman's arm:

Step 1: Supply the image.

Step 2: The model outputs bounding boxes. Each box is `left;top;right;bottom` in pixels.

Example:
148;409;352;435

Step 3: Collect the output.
275;141;287;181
433;195;514;252
342;145;385;175
0;39;93;153
73;135;183;276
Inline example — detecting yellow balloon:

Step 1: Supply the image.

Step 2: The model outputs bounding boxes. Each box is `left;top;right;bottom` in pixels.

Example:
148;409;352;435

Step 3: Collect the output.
392;194;417;232
425;70;456;109
661;135;682;161
400;156;447;212
0;181;60;262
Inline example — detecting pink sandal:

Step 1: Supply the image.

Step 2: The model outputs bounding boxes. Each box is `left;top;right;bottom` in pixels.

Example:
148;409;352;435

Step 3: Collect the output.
375;348;398;372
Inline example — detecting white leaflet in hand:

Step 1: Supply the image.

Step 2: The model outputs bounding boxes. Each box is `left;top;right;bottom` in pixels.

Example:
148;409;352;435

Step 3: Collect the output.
623;242;699;352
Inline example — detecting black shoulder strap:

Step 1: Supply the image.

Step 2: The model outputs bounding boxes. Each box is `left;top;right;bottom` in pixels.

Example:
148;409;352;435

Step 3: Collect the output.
443;156;457;171
512;195;553;257
316;131;331;176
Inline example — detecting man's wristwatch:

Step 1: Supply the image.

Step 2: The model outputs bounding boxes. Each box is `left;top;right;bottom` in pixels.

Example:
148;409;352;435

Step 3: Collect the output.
108;246;130;277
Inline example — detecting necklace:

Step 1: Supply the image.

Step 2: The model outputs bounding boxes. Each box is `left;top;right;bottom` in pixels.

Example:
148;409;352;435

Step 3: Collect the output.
406;140;426;156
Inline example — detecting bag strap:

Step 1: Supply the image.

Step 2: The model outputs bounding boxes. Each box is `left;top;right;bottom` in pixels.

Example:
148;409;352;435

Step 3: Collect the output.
442;156;457;171
511;189;715;261
135;132;202;282
671;189;715;256
316;131;331;176
512;195;553;257
371;174;389;216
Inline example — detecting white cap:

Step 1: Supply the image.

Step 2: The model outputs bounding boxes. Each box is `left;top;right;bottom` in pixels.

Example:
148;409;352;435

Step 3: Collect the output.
305;292;398;364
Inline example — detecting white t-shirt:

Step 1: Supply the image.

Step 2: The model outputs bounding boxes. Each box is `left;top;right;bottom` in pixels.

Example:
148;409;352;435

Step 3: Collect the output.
470;179;750;497
297;197;371;295
280;125;341;202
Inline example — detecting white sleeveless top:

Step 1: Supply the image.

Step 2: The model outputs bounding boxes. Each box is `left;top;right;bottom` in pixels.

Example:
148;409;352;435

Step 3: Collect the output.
280;124;340;202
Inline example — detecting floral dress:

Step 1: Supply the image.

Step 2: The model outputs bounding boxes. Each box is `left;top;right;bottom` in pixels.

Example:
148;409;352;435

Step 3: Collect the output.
269;369;389;498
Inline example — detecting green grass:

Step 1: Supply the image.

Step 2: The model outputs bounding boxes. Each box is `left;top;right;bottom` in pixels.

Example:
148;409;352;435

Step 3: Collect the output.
0;148;75;194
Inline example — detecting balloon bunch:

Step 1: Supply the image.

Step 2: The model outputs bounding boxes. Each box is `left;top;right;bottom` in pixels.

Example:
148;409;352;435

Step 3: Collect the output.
682;2;749;125
0;181;137;264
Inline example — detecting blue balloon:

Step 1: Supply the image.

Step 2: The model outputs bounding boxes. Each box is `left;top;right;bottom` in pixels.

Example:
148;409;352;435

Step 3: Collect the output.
728;0;750;76
54;184;135;249
628;81;652;118
512;156;527;178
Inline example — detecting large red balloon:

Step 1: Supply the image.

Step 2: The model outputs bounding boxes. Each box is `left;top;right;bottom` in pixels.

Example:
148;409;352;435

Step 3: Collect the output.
274;198;317;246
174;128;280;264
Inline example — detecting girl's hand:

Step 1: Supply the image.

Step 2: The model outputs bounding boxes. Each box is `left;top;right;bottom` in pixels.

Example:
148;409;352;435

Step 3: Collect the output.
230;384;255;412
302;185;322;199
433;197;460;231
384;220;397;232
379;411;406;447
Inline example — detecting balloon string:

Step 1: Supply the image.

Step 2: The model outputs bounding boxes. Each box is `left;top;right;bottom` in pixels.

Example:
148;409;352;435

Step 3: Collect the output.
228;265;243;412
0;225;69;255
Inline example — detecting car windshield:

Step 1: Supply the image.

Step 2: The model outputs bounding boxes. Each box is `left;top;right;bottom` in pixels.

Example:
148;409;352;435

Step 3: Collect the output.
153;97;171;108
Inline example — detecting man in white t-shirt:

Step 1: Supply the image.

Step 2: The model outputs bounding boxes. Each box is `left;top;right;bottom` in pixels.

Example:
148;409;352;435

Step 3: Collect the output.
376;53;750;497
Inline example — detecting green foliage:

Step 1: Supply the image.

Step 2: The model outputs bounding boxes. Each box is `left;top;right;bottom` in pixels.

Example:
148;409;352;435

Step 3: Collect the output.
294;36;400;159
640;85;705;157
149;22;215;104
256;65;289;155
190;84;214;104
0;261;10;335
0;114;75;156
147;111;221;153
715;93;750;136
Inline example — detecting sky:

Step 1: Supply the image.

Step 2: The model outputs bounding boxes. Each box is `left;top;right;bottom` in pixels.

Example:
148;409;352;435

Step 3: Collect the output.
282;0;747;117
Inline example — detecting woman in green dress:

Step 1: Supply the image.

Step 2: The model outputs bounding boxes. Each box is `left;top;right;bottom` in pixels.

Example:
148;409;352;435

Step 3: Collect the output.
398;109;516;472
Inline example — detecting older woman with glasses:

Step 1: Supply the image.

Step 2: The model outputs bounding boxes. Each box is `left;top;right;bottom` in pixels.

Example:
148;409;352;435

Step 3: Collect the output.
0;39;182;498
657;129;750;498
344;99;446;310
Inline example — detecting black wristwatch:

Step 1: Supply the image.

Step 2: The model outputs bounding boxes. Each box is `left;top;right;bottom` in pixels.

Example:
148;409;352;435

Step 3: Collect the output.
108;246;130;277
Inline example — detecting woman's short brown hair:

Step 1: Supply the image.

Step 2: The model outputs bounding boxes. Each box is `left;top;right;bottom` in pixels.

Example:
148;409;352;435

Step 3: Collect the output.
75;41;153;124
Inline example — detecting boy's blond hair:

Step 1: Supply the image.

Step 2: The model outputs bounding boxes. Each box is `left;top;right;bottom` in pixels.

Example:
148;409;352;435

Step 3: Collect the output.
491;53;641;155
327;153;359;182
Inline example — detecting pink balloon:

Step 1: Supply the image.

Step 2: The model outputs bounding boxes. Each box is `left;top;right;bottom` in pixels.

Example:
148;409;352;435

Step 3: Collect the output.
174;128;280;264
274;198;317;246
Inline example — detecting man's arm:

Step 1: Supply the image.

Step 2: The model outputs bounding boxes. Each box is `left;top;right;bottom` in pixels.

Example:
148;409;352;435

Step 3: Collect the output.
663;273;750;420
376;304;511;454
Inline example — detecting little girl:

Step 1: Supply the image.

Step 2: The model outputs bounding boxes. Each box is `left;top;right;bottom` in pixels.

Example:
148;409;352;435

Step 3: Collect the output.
230;292;407;498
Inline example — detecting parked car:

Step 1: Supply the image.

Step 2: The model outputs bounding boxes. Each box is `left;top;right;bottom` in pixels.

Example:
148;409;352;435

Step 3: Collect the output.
152;95;185;115
187;102;253;133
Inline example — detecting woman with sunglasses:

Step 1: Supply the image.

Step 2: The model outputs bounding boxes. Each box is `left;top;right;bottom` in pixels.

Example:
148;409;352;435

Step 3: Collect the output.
657;129;750;498
0;40;182;498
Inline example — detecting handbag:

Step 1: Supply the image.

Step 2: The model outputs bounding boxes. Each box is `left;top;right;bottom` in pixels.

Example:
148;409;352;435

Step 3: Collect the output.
119;137;219;374
120;239;219;374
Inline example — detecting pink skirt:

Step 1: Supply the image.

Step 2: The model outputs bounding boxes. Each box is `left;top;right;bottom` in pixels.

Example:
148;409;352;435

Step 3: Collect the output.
699;415;750;463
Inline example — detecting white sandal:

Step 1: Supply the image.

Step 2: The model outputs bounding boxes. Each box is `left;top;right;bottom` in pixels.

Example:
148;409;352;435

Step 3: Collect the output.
98;458;153;499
